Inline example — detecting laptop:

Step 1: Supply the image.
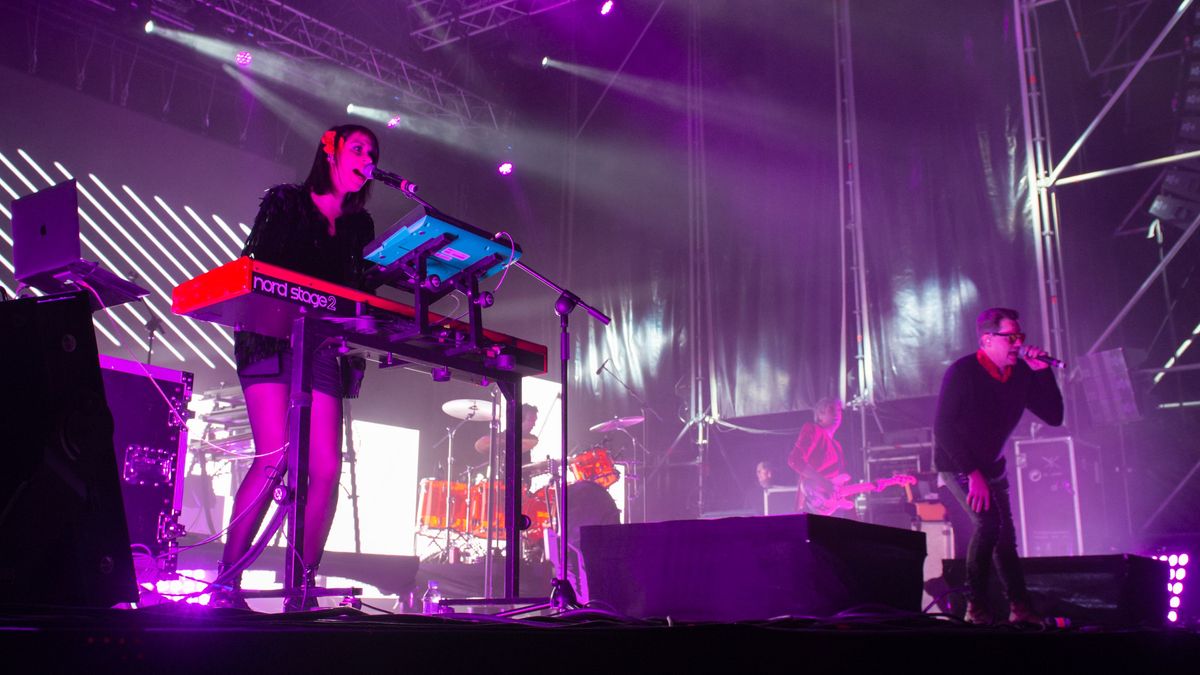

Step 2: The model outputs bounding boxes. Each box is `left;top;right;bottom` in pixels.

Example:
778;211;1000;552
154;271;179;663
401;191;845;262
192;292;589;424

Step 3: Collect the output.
11;180;148;309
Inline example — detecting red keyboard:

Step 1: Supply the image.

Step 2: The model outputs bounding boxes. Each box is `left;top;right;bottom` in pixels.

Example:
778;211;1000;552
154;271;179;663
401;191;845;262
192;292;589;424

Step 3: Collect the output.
172;257;547;376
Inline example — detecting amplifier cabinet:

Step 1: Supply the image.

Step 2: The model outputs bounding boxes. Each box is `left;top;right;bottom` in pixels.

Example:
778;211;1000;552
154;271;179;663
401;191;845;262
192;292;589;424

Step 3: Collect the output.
99;355;193;583
1013;436;1101;557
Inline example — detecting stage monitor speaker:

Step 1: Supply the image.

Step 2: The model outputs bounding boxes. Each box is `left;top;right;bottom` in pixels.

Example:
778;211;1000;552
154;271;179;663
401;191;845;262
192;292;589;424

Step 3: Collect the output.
579;514;926;621
940;555;1168;628
0;291;137;606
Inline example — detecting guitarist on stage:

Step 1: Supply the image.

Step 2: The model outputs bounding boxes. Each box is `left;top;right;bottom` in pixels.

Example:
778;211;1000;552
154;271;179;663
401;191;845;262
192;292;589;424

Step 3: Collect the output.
787;398;850;516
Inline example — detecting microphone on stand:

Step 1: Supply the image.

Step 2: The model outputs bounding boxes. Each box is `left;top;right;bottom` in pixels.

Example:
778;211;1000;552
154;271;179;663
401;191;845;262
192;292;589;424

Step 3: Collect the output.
596;357;610;376
1019;345;1066;369
363;164;418;195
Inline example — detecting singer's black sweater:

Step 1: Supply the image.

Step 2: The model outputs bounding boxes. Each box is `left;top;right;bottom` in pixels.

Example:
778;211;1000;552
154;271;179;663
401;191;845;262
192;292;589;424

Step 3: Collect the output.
933;353;1064;480
233;184;375;370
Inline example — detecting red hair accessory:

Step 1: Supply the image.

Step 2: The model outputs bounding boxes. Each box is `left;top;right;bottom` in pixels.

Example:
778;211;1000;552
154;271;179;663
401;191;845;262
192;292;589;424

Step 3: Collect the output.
321;130;337;156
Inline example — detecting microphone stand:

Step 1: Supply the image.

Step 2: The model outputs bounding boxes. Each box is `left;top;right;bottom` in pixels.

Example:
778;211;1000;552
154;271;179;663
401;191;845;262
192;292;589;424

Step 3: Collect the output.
511;259;609;610
144;315;161;365
597;362;662;523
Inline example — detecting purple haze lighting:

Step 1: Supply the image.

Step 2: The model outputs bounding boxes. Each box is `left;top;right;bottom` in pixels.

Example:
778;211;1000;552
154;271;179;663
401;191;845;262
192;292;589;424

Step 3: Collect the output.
600;1;614;15
497;161;514;175
235;51;253;68
387;115;402;128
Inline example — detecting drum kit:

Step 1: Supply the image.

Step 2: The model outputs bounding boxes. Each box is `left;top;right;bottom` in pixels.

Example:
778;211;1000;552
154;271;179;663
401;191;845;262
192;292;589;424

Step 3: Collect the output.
415;399;643;563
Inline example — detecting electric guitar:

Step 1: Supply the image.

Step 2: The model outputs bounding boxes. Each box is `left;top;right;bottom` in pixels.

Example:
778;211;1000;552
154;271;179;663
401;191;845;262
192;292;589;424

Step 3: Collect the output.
802;473;917;517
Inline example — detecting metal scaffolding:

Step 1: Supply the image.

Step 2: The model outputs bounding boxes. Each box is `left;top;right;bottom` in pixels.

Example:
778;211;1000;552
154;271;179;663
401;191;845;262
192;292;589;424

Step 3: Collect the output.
408;0;577;51
195;0;505;129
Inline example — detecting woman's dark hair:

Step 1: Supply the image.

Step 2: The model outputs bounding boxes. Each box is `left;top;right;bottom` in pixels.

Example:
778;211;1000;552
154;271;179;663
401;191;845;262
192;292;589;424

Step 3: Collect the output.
303;123;380;213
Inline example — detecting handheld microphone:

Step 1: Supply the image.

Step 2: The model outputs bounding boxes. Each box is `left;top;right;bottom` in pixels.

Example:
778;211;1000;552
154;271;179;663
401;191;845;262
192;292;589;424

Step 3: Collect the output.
596;357;610;376
362;164;418;194
1019;345;1065;369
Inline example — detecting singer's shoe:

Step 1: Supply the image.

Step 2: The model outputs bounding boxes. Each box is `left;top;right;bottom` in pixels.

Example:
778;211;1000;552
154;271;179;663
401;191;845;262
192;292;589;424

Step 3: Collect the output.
1008;599;1044;625
965;600;994;626
283;565;322;612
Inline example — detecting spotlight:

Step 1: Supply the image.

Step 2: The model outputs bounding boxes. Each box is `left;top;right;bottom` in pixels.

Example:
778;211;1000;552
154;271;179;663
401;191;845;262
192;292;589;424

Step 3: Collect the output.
600;1;614;15
346;103;356;114
235;51;253;68
541;56;550;68
144;20;155;34
386;115;402;128
497;162;514;176
1181;553;1191;567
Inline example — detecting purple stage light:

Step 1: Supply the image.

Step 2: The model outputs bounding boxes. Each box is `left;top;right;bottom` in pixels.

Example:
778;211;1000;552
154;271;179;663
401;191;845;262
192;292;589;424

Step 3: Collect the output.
1170;554;1180;567
1169;610;1178;623
235;51;253;68
497;161;513;175
1171;596;1181;609
600;1;614;16
1179;568;1188;580
1173;581;1184;595
1181;553;1191;567
387;115;402;128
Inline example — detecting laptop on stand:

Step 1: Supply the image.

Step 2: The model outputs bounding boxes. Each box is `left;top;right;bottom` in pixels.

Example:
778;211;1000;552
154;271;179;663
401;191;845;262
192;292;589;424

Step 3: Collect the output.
11;179;149;309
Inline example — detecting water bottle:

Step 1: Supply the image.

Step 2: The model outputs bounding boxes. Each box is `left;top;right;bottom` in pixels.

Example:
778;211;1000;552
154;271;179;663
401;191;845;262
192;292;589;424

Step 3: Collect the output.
421;580;442;615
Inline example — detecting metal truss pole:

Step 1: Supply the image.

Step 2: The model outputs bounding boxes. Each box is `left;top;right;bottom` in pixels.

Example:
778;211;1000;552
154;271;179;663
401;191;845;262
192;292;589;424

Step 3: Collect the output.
834;0;873;454
686;0;715;518
195;0;504;129
408;0;577;51
1014;0;1070;370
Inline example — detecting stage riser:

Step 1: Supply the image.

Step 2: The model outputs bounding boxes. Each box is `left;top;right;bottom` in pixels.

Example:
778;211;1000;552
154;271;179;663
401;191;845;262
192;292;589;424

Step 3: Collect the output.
580;514;926;622
940;555;1169;627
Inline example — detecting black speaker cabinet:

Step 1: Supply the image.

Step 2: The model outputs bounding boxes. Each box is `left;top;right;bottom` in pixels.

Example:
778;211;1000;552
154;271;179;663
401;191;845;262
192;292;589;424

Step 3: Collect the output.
0;292;137;606
940;554;1168;627
579;514;926;621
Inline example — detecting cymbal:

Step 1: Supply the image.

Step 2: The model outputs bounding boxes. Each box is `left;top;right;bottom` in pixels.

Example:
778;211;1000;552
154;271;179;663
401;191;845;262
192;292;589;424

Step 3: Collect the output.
474;434;539;453
442;399;494;421
589;416;645;433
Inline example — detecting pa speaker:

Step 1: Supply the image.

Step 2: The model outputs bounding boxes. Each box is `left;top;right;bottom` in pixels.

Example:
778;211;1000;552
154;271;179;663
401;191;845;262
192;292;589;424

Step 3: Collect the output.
580;514;926;621
0;291;137;606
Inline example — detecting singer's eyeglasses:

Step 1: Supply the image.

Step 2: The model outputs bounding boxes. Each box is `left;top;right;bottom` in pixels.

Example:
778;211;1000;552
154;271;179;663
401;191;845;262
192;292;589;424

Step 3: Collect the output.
989;332;1025;344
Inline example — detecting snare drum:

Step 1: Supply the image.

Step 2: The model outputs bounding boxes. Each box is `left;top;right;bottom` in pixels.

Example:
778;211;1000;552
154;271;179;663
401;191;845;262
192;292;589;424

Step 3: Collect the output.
467;479;506;538
569;447;619;488
417;479;468;532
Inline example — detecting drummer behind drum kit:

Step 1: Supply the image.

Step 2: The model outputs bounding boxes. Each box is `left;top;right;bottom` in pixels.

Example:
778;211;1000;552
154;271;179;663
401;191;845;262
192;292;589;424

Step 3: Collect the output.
415;400;642;563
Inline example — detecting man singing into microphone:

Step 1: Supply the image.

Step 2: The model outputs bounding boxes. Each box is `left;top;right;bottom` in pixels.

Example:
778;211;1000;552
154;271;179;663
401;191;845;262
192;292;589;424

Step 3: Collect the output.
934;307;1063;625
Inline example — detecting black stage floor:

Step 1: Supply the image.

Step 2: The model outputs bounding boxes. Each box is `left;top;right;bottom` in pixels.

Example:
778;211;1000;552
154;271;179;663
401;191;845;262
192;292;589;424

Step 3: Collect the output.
2;604;1198;674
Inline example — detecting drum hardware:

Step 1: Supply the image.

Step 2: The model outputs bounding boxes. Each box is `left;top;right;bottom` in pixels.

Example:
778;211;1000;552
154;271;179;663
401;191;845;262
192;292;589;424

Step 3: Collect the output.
593;361;664;526
423;399;491;563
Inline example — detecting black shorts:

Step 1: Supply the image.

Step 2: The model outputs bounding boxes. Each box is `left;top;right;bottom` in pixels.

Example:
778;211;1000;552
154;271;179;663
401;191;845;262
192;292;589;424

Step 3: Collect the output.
237;345;346;398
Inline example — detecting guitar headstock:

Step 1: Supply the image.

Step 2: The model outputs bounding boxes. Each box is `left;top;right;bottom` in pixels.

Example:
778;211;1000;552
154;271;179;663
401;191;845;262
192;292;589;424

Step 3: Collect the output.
877;474;917;488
